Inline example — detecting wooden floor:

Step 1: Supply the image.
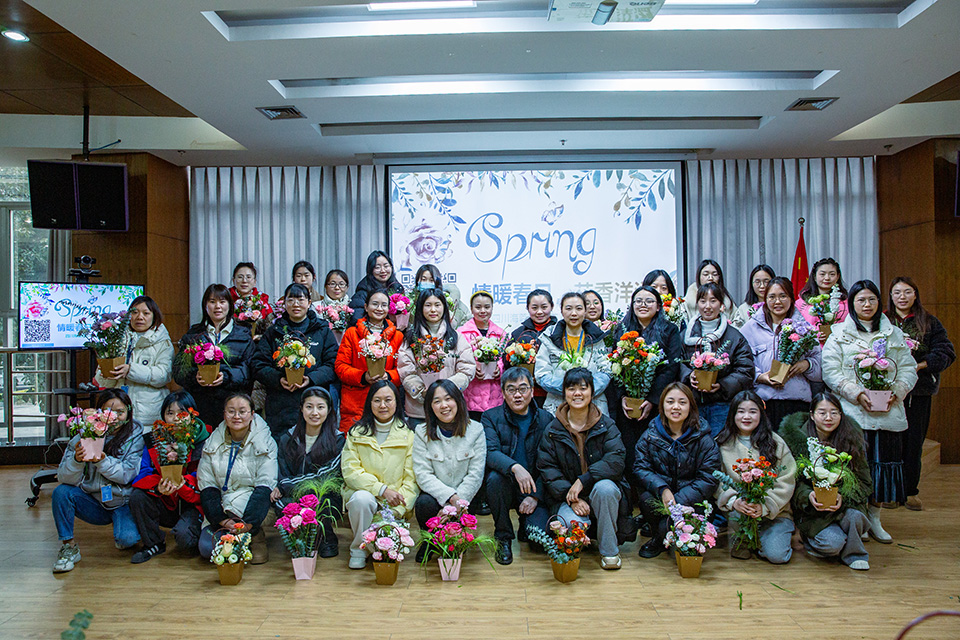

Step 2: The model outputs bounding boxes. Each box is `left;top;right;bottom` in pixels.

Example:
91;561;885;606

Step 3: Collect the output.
3;465;960;640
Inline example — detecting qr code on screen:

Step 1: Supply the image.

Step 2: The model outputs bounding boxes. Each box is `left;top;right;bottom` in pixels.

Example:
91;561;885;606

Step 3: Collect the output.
24;319;51;343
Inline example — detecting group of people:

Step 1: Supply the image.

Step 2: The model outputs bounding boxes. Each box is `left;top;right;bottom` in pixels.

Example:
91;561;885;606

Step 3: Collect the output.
52;251;954;576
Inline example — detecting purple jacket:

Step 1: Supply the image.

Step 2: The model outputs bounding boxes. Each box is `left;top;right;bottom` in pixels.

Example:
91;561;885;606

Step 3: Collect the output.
458;318;506;413
740;310;822;403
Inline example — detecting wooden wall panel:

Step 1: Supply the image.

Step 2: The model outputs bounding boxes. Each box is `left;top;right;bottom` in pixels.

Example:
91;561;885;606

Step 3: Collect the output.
146;155;189;241
876;140;935;232
878;221;936;304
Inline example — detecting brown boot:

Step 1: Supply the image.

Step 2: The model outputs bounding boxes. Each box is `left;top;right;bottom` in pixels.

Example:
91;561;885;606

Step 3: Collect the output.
250;530;269;564
730;545;751;560
905;495;923;511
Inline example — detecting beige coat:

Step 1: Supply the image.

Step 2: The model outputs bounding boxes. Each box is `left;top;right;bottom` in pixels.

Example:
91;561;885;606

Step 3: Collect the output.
412;420;486;505
95;325;174;427
397;324;477;419
341;419;419;517
715;433;796;521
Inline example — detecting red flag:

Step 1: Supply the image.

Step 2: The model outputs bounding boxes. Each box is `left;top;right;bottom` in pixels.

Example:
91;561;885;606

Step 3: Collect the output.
791;223;809;295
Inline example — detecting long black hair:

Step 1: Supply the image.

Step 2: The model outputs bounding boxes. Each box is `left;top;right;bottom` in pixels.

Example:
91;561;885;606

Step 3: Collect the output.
364;250;400;288
582;289;605;319
848;280;883;332
805;392;865;466
285;387;340;467
694;259;731;303
406;287;457;349
798;257;847;302
745;264;776;305
886;276;930;337
423;379;470;441
415;264;443;289
717;390;778;465
623;285;665;335
349;380;408;437
761;277;797;329
642;269;678;298
96;388;137;457
201;284;234;328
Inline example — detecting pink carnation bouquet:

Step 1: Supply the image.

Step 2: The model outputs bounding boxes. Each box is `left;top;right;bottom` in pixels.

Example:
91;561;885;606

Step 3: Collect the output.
58;406;117;440
689;348;731;372
388;293;411;316
276;494;323;558
358;333;394;360
418;500;496;565
359;506;415;563
316;301;353;333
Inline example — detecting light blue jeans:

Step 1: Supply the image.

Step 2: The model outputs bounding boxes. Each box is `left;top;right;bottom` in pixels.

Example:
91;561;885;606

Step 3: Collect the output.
700;403;730;439
729;513;795;564
52;484;140;548
806;509;869;565
556;479;622;557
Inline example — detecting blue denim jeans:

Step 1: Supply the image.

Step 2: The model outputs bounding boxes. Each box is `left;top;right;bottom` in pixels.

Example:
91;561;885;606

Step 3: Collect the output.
700;402;730;439
52;484;140;548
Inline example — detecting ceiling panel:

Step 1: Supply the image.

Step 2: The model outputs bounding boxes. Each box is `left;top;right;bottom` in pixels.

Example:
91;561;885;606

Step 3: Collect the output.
904;70;960;104
0;90;47;114
113;85;195;117
28;32;145;87
8;87;155;116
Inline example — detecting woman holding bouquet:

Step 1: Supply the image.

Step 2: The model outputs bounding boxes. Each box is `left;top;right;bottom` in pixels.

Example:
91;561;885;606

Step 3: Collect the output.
94;296;174;427
679;283;755;437
796;258;849;344
252;284;339;439
732;264;775;328
886;277;956;510
780;393;873;570
129;391;212;564
508;289;558;407
681;260;734;321
335;289;405;432
174;284;255;427
52;389;144;573
715;390;797;563
341;380;418;569
229;262;275;341
197;393;277;563
633;382;719;559
397;288;476;423
349;251;405;324
740;278;822;430
412;381;486;561
458;290;507;421
272;387;345;558
317;269;353;344
534;292;612;415
822;280;918;541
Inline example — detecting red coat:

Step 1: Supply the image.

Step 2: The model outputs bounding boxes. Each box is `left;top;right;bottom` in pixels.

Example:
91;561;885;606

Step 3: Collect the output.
131;426;212;513
335;319;405;432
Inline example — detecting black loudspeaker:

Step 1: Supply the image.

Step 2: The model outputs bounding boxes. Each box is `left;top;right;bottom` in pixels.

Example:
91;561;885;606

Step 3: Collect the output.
27;160;79;230
77;162;129;231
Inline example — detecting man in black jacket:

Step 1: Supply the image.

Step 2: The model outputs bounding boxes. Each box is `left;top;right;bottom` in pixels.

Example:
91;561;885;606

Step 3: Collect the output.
482;367;552;565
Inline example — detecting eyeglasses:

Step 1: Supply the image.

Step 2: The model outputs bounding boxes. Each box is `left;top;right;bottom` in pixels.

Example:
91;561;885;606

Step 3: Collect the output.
634;298;658;308
328;282;347;289
766;294;790;302
235;275;255;281
226;409;251;418
368;302;389;309
504;385;532;395
814;410;841;419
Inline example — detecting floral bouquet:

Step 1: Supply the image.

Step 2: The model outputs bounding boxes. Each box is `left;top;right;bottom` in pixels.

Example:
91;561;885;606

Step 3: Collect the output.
211;523;253;585
712;457;777;553
274;332;317;386
181;341;226;385
472;334;507;380
277;495;321;557
687;342;730;391
505;342;537;373
411;335;447;374
853;337;898;411
151;407;204;484
78;309;129;377
420;500;495;580
769;318;818;384
664;501;717;577
525;517;590;582
235;294;269;336
608;331;664;417
59;406;117;460
359;333;394;379
795;437;854;508
661;293;686;329
389;293;412;330
360;506;416;585
558;350;584;372
600;309;624;349
807;284;842;340
316;301;353;334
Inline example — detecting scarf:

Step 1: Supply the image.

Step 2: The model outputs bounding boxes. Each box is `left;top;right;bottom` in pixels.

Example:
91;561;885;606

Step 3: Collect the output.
683;312;730;347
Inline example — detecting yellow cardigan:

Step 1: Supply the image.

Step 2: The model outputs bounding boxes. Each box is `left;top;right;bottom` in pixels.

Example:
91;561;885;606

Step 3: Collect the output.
341;419;419;517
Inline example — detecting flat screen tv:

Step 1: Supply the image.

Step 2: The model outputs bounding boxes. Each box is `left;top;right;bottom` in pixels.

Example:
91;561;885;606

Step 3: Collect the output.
18;282;144;350
27;160;129;231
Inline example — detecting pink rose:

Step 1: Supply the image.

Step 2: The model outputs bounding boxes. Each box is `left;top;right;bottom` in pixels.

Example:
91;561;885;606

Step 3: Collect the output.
788;333;801;342
101;321;113;330
193;353;205;365
376;537;394;551
362;530;377;543
300;508;317;524
372;551;382;561
289;515;303;529
299;494;320;509
282;502;301;517
425;517;441;530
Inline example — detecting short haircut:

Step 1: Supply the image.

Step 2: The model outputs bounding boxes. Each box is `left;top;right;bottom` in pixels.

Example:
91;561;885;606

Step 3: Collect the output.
501;366;534;389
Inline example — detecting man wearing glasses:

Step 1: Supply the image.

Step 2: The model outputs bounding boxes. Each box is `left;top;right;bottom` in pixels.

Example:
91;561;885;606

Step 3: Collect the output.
481;367;553;565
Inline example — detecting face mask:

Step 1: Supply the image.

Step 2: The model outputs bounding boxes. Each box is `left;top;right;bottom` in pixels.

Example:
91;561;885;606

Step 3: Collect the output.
418;282;435;292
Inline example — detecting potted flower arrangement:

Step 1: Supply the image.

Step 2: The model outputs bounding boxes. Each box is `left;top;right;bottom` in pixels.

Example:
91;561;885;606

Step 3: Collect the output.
316;301;353;343
687;343;731;391
526;518;590;583
359;506;416;585
419;500;495;581
273;332;317;387
77;309;129;379
769;319;819;385
505;342;537;375
712;457;778;556
663;501;718;578
235;294;268;337
807;284;842;341
607;331;664;419
151;407;204;485
388;293;412;330
600;309;624;349
181;342;226;385
472;335;507;380
661;293;685;329
210;523;253;585
276;478;342;580
853;337;898;412
58;406;117;461
410;335;448;389
359;333;394;379
795;437;854;509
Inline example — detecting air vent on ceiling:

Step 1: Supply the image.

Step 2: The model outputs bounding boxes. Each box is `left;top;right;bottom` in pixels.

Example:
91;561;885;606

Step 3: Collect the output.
786;97;838;112
256;105;306;120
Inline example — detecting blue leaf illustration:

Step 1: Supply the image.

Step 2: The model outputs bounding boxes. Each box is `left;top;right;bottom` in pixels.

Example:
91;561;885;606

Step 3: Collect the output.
647;190;657;211
450;215;466;224
574;182;583;199
658;176;666;199
592;171;601;188
635;211;643;229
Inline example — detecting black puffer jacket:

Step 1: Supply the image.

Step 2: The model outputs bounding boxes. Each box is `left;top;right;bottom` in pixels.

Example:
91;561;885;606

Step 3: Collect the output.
348;275;404;324
633;415;720;505
507;317;558;352
609;313;682;407
679;320;755;405
482;403;554;501
173;322;255;427
890;313;956;396
252;310;339;435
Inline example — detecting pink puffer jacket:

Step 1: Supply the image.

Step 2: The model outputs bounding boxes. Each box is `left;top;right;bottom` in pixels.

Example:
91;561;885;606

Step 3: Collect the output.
458;318;506;414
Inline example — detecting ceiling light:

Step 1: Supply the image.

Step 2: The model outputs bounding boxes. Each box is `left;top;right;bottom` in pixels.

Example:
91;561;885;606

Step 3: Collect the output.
368;1;476;11
1;29;30;42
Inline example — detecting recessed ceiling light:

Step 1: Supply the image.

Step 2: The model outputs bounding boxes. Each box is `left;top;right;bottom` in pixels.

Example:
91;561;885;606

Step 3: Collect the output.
1;29;30;42
368;0;476;11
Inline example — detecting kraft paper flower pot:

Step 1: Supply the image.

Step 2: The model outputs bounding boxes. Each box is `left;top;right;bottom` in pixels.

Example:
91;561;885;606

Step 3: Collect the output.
768;359;791;386
519;362;536;376
818;322;834;342
366;356;388;379
292;554;317;580
551;558;580;583
693;369;718;391
79;437;105;461
197;363;220;385
373;561;399;585
864;390;892;412
814;485;839;509
438;557;462;581
624;397;646;420
249;323;257;339
160;464;184;485
97;356;125;379
217;562;244;585
285;367;305;387
477;361;499;380
675;552;703;578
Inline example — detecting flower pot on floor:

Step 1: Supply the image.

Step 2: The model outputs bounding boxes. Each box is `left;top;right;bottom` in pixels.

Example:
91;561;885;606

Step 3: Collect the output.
675;552;703;578
373;561;399;585
292;554;317;580
438;557;462;581
217;562;244;585
551;557;580;583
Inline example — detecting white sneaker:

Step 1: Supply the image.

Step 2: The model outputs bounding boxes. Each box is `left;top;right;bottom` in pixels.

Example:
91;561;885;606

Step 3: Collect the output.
600;555;622;570
53;543;81;573
849;560;870;571
348;552;367;570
